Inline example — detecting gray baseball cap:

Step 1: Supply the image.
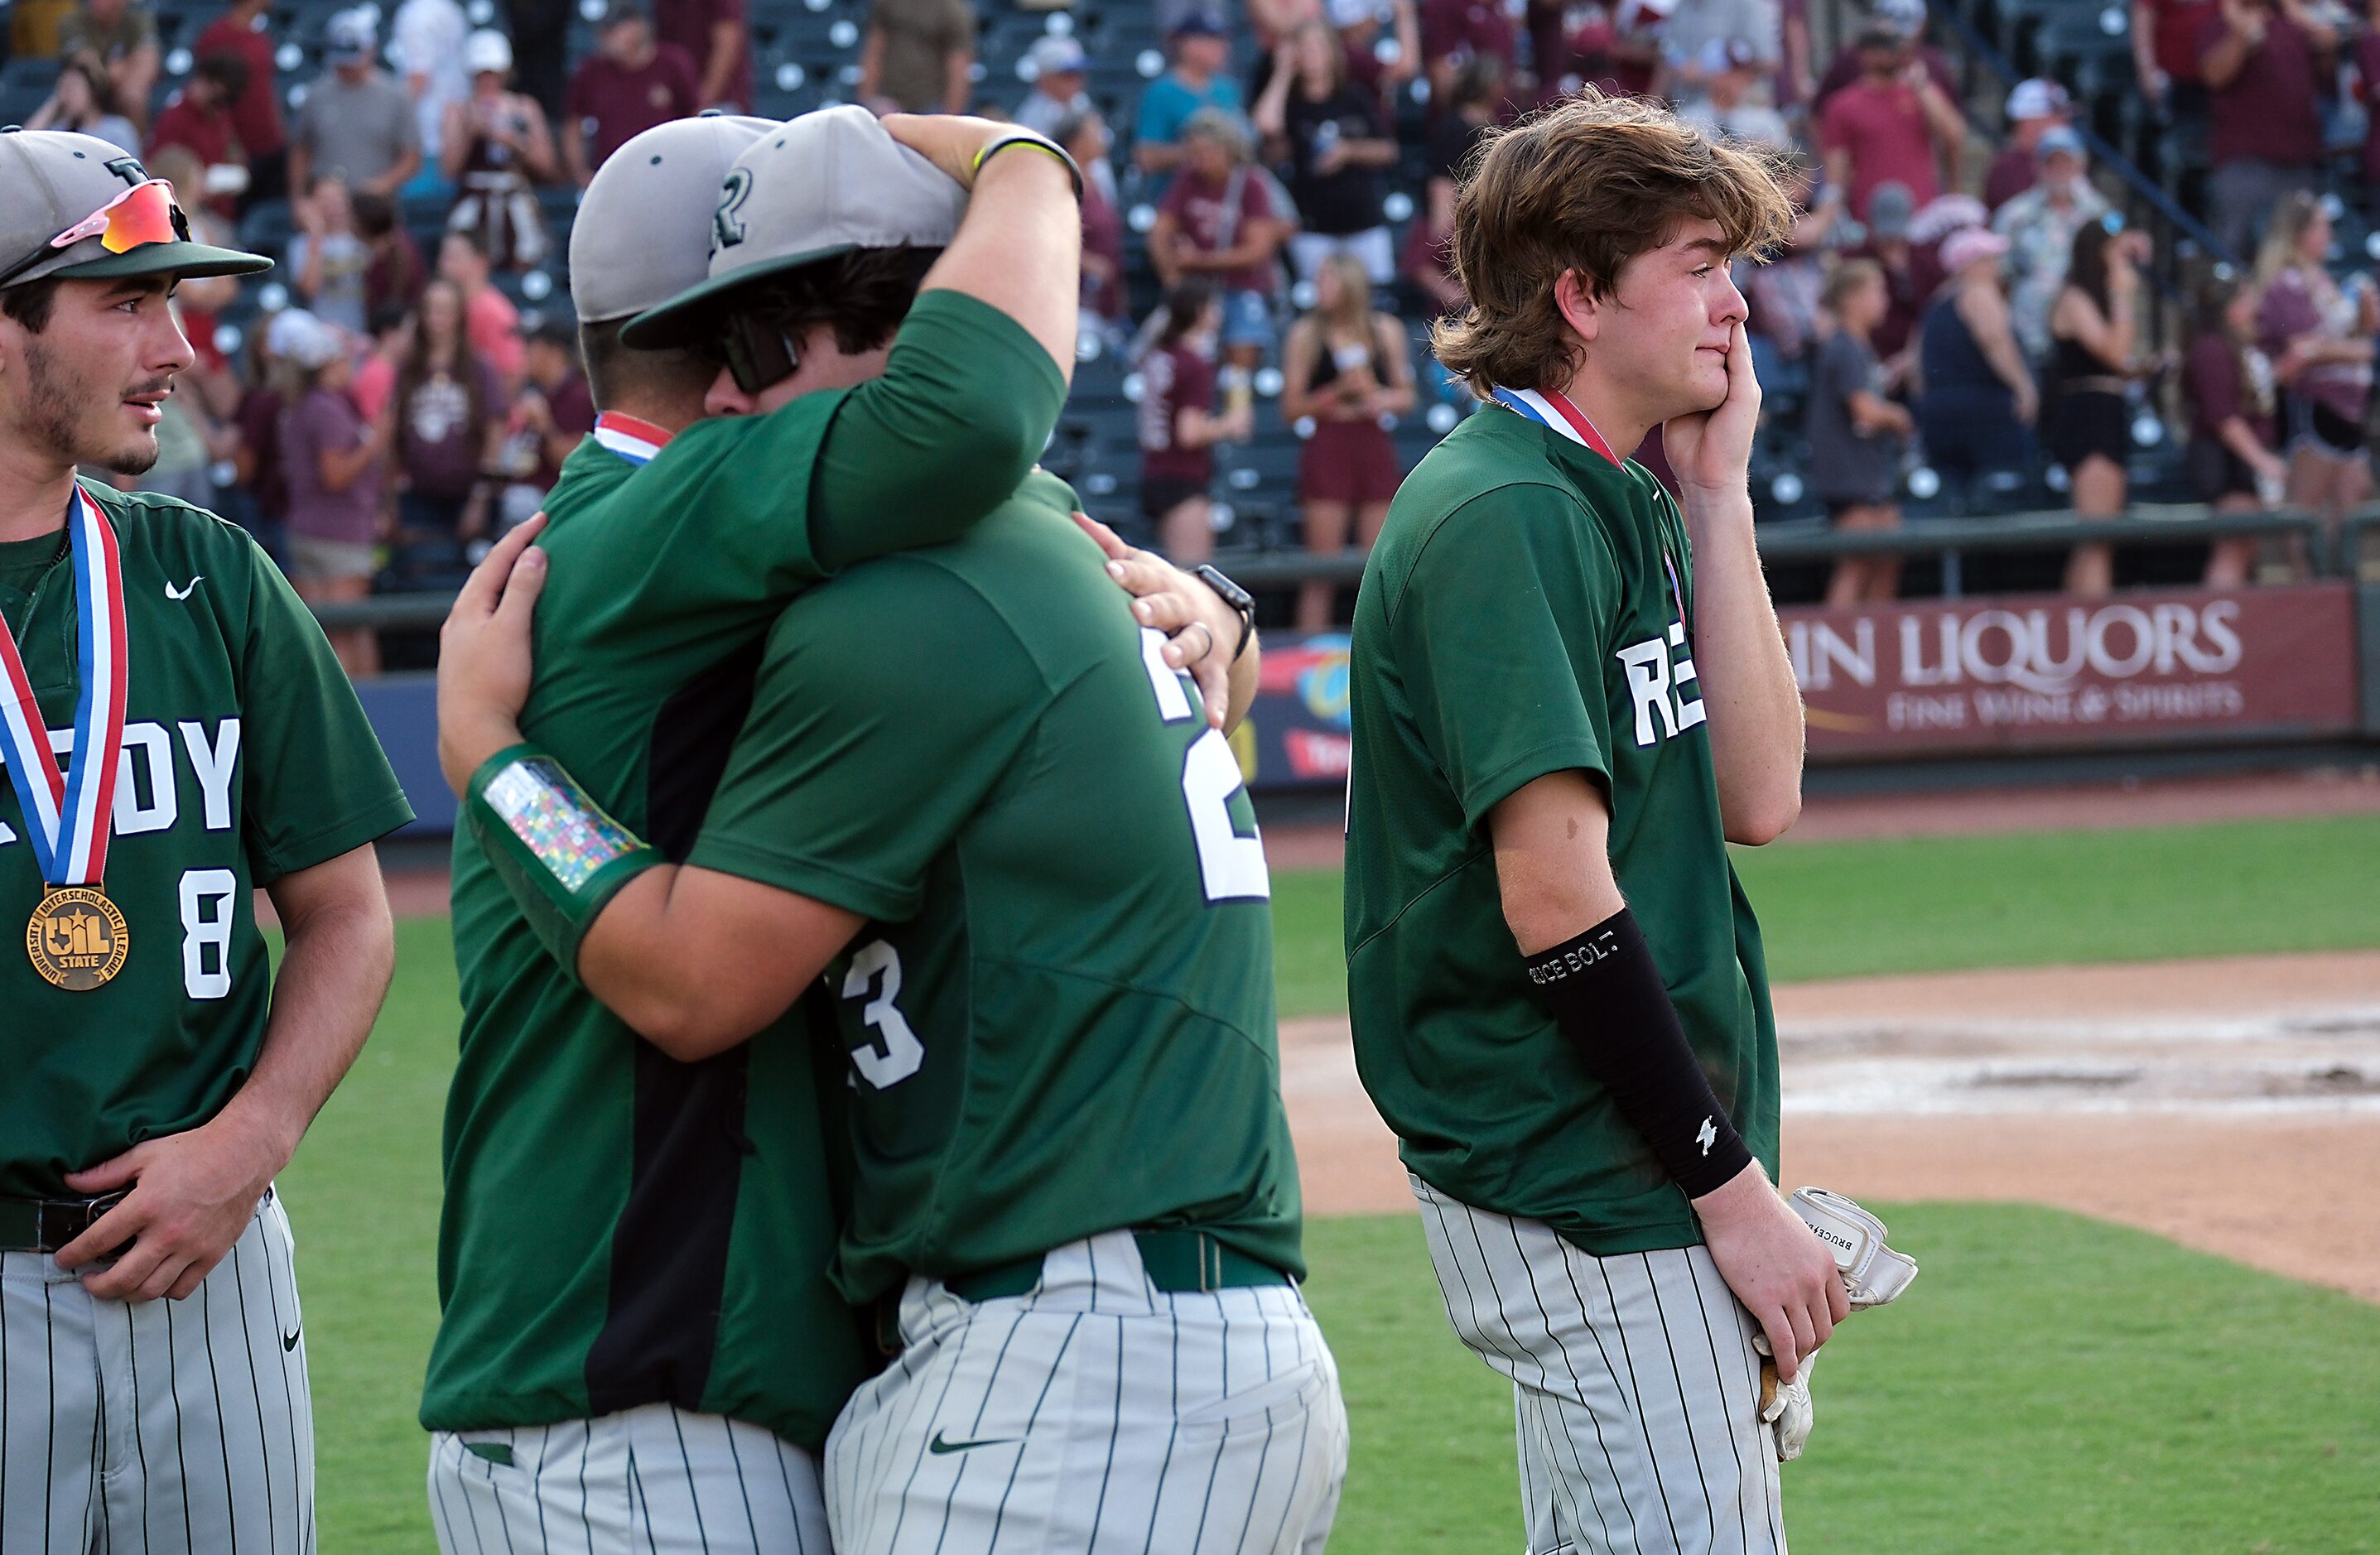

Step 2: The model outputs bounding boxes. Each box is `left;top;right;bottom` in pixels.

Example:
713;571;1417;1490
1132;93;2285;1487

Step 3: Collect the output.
0;129;270;288
569;113;777;325
622;104;964;349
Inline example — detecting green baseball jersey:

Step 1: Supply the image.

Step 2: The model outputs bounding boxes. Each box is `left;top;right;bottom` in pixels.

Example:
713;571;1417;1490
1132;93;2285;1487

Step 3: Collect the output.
684;480;1301;1306
0;483;412;1200
1343;407;1779;1255
427;291;1067;1448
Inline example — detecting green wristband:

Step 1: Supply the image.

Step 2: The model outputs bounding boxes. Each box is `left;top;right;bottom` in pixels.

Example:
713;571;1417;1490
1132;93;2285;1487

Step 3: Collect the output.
465;743;659;982
971;132;1084;200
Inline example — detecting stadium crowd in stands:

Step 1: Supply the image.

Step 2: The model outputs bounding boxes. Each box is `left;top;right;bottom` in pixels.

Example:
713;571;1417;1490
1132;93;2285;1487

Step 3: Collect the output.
2;0;2375;670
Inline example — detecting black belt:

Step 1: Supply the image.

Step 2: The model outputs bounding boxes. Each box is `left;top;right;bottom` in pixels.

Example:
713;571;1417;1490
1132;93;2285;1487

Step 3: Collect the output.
874;1229;1294;1355
0;1192;127;1254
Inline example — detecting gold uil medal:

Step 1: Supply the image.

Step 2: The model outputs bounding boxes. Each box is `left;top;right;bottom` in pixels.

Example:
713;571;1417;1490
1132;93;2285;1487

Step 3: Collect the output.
26;885;128;990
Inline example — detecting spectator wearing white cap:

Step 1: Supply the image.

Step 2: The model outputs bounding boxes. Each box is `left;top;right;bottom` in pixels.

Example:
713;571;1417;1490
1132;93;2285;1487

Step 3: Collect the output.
1014;35;1091;137
1984;77;2069;209
290;9;423;199
1991;123;2108;359
1678;36;1790;146
442;28;559;271
1255;19;1399;285
393;0;470;173
275;308;394;672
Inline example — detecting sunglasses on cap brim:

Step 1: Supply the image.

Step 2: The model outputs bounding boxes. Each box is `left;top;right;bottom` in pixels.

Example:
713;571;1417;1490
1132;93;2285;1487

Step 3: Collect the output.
0;179;190;289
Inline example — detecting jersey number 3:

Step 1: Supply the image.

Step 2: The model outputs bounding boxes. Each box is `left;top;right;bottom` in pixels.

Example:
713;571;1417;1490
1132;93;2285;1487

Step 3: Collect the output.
840;631;1271;1093
1138;628;1269;903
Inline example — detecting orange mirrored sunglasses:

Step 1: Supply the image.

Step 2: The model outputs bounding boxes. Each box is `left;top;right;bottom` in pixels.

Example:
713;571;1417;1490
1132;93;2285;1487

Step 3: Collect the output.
49;179;187;255
0;179;189;288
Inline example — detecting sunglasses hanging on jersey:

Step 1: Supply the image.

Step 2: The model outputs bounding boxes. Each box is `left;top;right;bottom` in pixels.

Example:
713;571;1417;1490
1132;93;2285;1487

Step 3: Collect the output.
712;308;802;397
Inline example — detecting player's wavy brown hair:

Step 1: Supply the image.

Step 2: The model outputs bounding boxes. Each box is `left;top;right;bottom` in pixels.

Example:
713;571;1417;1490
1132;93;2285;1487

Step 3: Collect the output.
1430;89;1796;399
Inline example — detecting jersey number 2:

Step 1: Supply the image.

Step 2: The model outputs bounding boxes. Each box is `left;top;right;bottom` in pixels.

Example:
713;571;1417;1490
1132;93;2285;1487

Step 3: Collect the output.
1138;629;1269;903
841;633;1269;1093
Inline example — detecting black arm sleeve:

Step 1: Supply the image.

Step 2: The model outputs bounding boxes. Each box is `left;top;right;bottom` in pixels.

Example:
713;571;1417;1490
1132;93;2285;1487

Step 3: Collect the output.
1525;907;1753;1199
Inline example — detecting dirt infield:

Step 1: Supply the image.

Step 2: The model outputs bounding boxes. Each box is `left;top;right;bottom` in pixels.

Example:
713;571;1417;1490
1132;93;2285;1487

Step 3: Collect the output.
354;767;2380;1298
1284;950;2380;1303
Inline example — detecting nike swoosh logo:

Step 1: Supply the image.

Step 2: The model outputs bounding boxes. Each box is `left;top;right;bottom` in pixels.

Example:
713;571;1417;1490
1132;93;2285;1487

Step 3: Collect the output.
282;1327;300;1352
165;575;204;600
927;1429;1018;1455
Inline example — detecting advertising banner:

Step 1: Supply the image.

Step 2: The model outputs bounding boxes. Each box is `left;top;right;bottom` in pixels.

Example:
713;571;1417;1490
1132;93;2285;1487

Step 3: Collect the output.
1232;586;2361;788
1783;584;2359;758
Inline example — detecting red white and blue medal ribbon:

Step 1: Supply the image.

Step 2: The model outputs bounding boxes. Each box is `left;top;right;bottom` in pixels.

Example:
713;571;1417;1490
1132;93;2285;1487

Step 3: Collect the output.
0;487;128;887
1490;387;1623;468
591;411;672;467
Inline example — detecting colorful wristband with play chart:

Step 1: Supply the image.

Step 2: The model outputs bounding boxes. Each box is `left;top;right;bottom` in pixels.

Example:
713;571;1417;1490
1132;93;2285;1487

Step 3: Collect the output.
466;743;658;980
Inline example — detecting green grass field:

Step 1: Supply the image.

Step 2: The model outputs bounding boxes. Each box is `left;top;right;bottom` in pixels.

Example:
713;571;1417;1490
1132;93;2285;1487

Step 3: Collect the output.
282;816;2380;1550
1271;813;2380;1016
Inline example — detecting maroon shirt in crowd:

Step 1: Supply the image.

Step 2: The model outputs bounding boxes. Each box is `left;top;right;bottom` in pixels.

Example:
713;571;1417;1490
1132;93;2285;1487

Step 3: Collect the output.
1082;183;1126;320
1549;20;1660;100
2142;0;2219;85
148;93;237;170
365;230;427;316
654;0;751;108
2361;29;2380;182
1158;168;1289;296
565;42;701;171
1983;144;2037;209
281;388;384;544
235;385;287;523
194;11;287;156
1814;41;1957;107
1139;342;1217;484
2199;6;2321;166
2185;329;2270;443
1822;76;1943;217
398;359;507;500
532;371;597;487
1420;0;1516;70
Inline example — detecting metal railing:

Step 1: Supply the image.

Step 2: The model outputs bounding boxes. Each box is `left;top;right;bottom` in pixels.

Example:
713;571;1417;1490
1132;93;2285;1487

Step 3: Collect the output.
305;503;2367;632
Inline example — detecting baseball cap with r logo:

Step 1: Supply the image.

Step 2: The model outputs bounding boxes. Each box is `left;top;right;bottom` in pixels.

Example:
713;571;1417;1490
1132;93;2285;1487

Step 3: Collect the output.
0;129;271;289
621;105;964;349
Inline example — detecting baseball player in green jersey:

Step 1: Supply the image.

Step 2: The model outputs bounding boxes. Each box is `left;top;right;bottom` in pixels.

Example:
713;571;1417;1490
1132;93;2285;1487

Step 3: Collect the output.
0;131;413;1551
421;108;1260;1552
436;111;1342;1555
1344;93;1848;1553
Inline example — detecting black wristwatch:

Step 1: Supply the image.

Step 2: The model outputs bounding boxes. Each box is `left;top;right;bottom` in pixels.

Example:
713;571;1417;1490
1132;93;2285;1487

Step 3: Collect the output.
1192;563;1255;662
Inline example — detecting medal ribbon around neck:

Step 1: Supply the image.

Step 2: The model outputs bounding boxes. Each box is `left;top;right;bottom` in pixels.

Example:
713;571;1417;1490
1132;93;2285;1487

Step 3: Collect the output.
1491;387;1623;468
591;411;673;466
0;487;128;887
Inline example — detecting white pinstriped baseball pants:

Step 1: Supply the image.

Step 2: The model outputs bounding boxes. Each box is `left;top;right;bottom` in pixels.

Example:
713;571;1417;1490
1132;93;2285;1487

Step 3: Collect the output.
826;1228;1348;1555
1410;1175;1784;1555
0;1191;313;1555
428;1403;831;1555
